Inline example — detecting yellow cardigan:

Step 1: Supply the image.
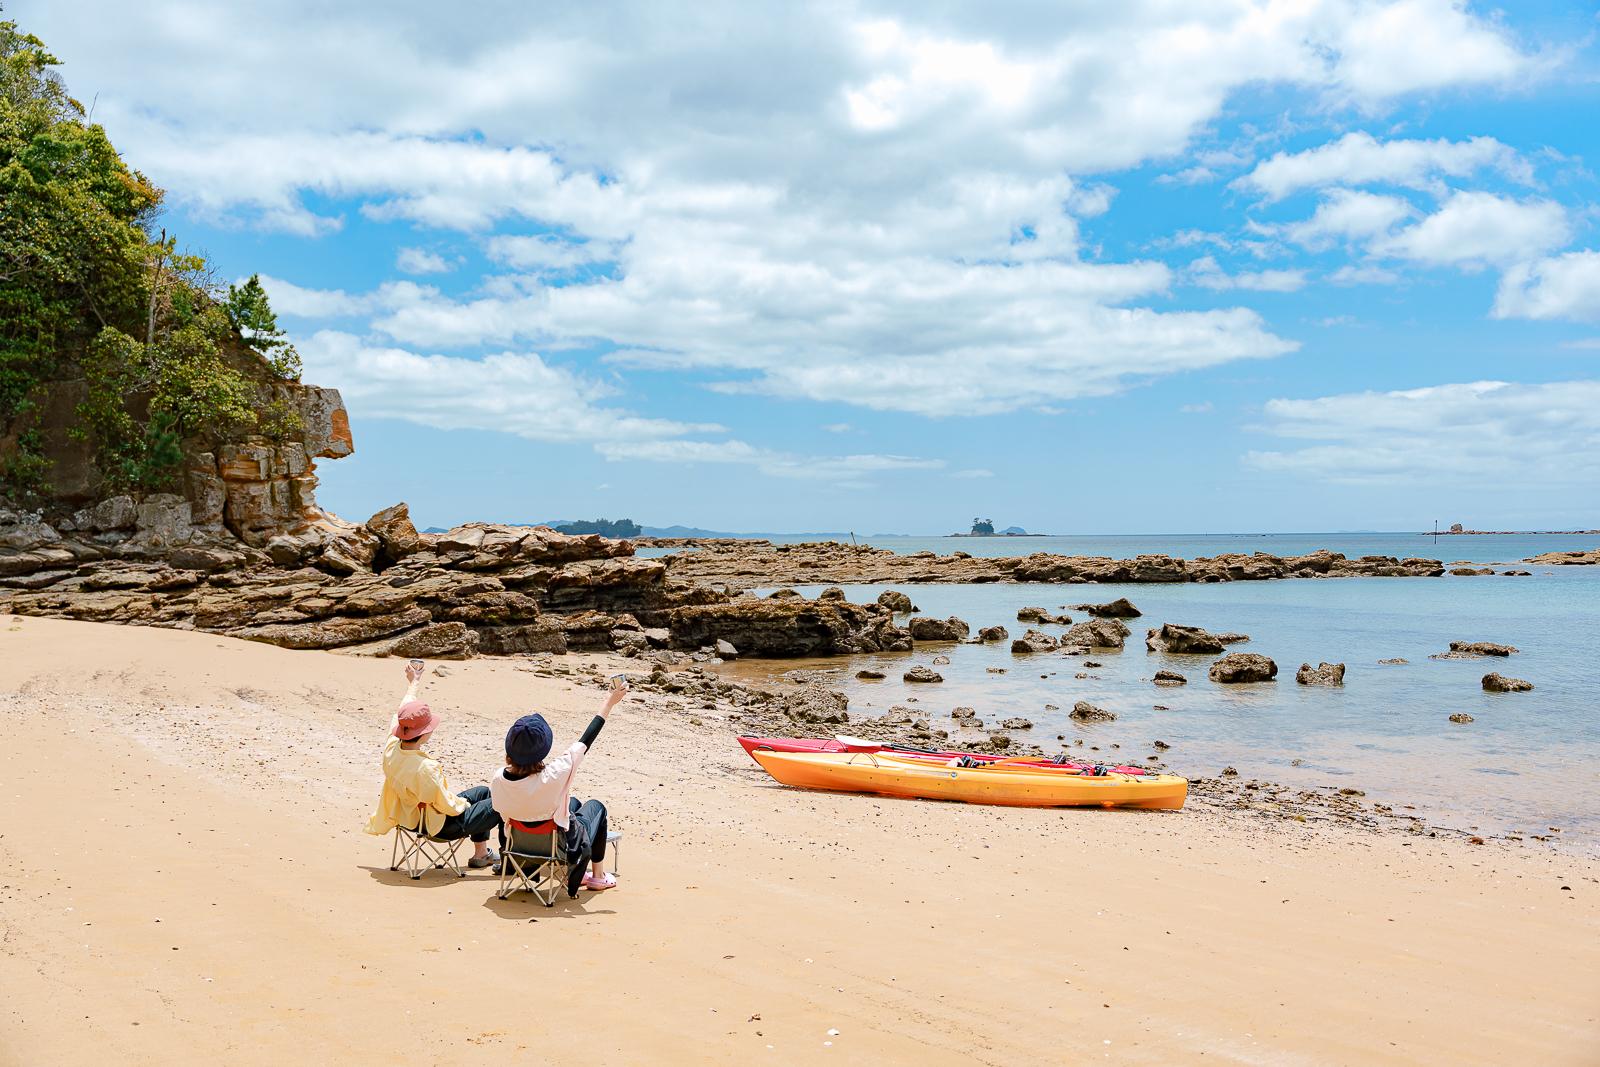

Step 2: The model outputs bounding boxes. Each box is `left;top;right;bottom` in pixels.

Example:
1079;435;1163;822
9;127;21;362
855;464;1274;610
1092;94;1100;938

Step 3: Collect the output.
365;736;468;838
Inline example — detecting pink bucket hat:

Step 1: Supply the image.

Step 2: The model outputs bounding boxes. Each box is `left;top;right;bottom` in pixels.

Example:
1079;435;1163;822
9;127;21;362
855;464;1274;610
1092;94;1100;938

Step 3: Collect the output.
394;700;439;741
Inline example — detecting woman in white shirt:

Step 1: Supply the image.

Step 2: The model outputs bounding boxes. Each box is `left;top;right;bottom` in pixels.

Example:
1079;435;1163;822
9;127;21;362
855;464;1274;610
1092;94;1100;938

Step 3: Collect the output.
489;676;627;896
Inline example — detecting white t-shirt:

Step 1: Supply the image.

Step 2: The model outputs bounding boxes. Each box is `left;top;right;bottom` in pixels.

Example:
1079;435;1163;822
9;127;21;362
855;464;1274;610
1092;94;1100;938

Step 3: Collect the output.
489;741;587;828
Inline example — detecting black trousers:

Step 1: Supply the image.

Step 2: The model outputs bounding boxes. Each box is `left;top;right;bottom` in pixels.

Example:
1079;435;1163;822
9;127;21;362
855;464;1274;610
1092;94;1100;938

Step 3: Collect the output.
433;785;503;845
563;797;609;896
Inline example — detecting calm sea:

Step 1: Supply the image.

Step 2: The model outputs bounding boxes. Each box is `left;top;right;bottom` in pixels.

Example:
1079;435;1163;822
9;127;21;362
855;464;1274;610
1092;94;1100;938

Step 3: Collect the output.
693;533;1600;851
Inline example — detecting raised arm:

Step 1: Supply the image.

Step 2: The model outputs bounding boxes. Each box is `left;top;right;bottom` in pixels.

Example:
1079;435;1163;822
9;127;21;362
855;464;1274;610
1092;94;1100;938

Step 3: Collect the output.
578;675;628;750
389;660;425;735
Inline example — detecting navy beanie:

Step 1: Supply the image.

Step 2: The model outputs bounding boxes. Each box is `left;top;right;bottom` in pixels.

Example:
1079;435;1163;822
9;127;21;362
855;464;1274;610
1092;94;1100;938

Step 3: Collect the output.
506;713;554;766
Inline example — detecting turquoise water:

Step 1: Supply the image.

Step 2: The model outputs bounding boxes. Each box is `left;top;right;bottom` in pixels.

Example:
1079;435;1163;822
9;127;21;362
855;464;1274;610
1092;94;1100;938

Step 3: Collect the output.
719;566;1600;851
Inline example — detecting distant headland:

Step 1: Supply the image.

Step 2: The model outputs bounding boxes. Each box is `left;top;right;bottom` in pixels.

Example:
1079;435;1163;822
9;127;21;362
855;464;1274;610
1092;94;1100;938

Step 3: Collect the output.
1430;522;1600;535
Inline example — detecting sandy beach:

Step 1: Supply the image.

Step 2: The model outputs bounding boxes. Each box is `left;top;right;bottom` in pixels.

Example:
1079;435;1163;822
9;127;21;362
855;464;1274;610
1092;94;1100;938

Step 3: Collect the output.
1;614;1595;1065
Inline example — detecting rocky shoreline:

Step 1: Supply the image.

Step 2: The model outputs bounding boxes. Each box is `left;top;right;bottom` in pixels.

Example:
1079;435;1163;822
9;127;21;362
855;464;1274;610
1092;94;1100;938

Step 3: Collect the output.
643;537;1453;589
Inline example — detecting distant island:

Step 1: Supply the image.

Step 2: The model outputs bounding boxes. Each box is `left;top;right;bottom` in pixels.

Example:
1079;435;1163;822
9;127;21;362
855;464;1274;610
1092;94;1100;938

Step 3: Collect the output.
1431;523;1600;535
949;517;1044;537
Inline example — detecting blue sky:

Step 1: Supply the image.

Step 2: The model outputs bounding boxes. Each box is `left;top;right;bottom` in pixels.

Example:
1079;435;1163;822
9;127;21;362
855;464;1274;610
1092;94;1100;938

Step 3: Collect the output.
19;1;1600;533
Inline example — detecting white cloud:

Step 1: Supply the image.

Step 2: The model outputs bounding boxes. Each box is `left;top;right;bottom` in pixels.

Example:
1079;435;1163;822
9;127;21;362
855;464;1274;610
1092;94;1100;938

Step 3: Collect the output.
1246;379;1600;487
1281;189;1414;249
299;331;936;486
395;247;453;275
1328;264;1402;286
1180;401;1214;413
1186;256;1307;293
258;275;438;320
1236;131;1532;201
1493;251;1600;321
18;1;1544;424
821;423;853;434
1373;192;1568;268
951;468;994;479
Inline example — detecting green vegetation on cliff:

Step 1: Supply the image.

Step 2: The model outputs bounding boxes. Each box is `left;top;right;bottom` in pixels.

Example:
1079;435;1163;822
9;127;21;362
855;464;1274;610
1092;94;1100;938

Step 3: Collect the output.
0;18;298;500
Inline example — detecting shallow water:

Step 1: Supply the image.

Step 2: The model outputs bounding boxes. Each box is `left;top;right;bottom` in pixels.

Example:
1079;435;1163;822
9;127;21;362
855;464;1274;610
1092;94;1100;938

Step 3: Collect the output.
717;568;1600;851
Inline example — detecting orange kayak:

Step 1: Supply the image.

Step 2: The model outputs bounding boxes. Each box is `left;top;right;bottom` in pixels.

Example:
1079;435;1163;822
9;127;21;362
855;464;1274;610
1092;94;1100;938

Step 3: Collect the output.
751;749;1187;810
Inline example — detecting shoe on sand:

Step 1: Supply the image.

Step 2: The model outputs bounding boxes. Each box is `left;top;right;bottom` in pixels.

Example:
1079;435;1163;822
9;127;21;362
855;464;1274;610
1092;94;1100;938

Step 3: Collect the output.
582;872;617;891
468;849;499;870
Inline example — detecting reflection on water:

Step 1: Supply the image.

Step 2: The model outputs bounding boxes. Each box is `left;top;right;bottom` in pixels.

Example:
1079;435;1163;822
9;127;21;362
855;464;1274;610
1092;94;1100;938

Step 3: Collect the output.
715;570;1600;851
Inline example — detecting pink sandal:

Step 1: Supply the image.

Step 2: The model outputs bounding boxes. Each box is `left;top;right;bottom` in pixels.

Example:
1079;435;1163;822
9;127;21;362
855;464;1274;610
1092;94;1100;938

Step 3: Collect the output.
581;872;617;891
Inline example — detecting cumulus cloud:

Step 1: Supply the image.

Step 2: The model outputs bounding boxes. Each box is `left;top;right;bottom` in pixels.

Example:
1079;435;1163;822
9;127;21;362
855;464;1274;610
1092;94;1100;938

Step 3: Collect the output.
1281;189;1414;249
298;331;935;486
15;0;1546;434
395;247;453;275
1236;131;1532;201
1371;191;1568;268
1246;379;1600;486
1493;251;1600;321
1186;256;1307;293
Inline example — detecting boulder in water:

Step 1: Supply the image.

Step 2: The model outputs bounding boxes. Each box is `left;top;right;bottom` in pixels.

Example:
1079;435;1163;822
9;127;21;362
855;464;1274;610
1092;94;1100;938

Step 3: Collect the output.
1073;597;1142;618
1482;672;1532;693
903;665;944;683
907;615;971;642
1145;623;1226;654
1010;629;1059;654
1295;661;1345;686
1209;653;1278;683
1069;701;1116;723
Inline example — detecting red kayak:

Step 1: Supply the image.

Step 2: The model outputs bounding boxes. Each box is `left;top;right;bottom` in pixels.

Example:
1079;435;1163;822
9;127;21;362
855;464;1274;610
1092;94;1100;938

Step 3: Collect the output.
737;735;1152;776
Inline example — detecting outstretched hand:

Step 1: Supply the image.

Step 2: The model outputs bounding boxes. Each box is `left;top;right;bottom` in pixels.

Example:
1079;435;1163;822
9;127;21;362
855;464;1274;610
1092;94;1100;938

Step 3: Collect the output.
605;674;629;707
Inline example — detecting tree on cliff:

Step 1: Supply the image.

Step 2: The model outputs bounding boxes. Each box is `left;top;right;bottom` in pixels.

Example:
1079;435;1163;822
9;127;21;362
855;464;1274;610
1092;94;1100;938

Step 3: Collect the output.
0;17;299;500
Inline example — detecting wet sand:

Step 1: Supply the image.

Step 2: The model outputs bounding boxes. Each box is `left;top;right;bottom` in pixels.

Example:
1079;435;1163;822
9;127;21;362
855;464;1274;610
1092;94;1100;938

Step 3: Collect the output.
1;615;1597;1065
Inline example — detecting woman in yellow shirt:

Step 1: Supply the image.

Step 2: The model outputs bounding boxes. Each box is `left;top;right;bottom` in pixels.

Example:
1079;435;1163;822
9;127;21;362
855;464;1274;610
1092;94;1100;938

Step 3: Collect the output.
365;661;501;869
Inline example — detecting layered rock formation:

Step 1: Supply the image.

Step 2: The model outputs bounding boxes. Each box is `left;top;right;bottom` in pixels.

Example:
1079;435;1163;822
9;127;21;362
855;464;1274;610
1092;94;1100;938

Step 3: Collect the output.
647;539;1449;589
0;507;927;659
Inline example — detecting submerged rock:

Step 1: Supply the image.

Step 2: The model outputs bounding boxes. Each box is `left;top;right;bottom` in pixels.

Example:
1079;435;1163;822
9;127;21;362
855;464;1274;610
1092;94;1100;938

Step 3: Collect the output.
1378;657;1409;665
976;624;1009;642
1073;597;1141;618
1000;717;1033;730
1449;641;1518;657
855;668;886;680
1153;669;1188;686
1069;701;1116;723
1010;629;1059;654
1482;672;1533;693
1145;623;1226;654
1060;617;1130;649
903;665;944;683
1016;606;1069;624
1209;652;1278;683
1295;661;1346;686
1449;713;1475;724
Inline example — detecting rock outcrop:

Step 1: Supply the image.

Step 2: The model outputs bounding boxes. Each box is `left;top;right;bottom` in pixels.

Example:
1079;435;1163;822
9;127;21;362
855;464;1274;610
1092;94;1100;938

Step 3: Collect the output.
906;615;971;642
1209;653;1278;683
1153;669;1187;686
1145;623;1228;654
1295;661;1346;686
976;624;1009;642
649;539;1450;589
876;589;916;612
903;665;944;683
1074;597;1141;618
1069;701;1116;723
1482;673;1533;693
1449;641;1518;657
1016;606;1069;624
1010;629;1059;654
1060;617;1130;649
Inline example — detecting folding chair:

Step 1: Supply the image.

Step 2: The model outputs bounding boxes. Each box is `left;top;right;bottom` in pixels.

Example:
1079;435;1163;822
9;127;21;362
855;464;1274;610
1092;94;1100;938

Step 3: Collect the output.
389;804;466;880
498;818;622;906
